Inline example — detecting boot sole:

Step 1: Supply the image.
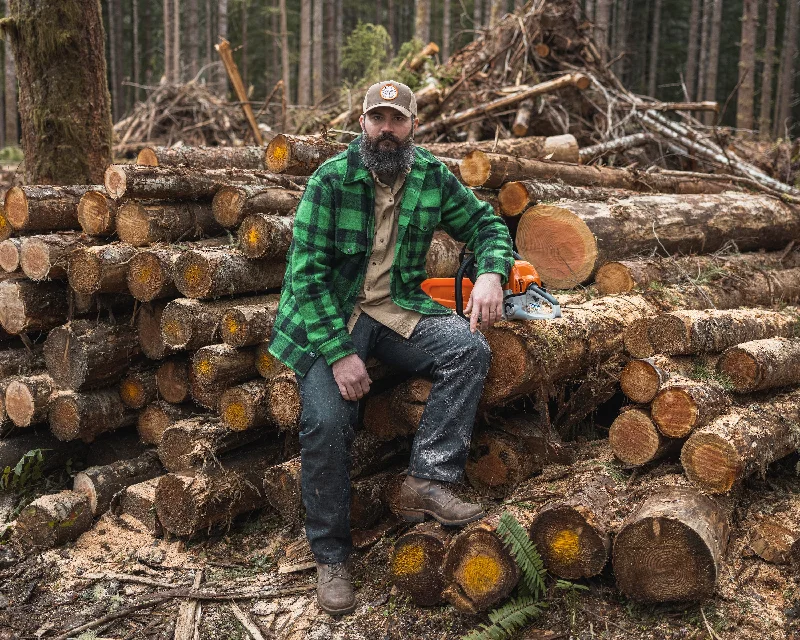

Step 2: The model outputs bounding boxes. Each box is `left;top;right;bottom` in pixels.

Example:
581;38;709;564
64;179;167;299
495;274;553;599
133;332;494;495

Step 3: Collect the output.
318;597;356;616
397;508;484;527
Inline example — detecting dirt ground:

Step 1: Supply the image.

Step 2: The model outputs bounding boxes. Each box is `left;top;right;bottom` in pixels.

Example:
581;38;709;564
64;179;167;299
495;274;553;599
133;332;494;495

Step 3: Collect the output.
0;447;799;640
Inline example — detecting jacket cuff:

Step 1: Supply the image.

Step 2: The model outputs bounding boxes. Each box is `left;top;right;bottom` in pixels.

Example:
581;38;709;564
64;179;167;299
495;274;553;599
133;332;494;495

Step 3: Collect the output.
318;333;357;366
476;256;514;280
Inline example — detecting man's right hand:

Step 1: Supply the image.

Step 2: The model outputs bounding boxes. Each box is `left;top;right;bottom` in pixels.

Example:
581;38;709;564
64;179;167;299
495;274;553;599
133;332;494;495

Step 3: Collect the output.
331;353;372;401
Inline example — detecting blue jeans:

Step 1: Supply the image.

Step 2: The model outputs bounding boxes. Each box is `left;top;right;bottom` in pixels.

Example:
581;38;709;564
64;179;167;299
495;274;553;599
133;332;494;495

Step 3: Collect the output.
297;312;492;563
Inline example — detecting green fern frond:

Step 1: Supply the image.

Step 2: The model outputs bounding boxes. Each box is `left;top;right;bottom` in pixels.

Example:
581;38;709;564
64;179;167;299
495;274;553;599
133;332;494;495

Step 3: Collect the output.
496;511;547;599
462;597;544;640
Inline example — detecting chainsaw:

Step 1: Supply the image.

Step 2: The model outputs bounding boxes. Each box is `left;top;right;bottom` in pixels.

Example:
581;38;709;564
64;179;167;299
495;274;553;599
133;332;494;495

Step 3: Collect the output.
421;250;562;321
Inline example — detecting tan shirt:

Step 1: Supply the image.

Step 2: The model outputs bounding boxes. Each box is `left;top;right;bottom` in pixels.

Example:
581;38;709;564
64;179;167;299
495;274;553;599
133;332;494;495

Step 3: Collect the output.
347;171;422;338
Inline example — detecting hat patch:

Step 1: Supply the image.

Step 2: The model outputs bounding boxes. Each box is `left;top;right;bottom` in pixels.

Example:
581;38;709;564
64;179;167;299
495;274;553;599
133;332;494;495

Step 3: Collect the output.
380;84;398;100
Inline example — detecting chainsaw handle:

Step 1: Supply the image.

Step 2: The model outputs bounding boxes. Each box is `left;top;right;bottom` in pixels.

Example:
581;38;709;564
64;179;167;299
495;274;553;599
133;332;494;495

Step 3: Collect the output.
454;253;476;318
528;284;560;308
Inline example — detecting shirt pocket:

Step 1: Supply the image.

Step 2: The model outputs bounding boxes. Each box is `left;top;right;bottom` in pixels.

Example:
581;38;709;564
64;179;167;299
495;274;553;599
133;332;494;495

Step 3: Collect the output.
400;210;439;283
334;229;369;256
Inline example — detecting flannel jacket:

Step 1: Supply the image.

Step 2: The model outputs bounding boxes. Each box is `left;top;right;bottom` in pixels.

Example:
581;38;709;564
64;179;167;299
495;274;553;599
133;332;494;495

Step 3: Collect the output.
268;137;514;376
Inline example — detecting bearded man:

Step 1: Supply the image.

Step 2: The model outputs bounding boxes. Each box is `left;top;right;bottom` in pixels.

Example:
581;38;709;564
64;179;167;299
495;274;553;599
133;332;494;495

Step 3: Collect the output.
268;80;514;615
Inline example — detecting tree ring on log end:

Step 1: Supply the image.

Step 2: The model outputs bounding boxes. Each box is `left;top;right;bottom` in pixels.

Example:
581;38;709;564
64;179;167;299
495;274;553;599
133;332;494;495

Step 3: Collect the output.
609;409;662;466
0;240;20;273
620;359;662;404
680;433;741;494
120;380;145;409
530;506;608;578
460;151;492;187
49;396;81;441
136;148;159;167
175;255;212;299
212;187;245;228
116;202;151;247
497;182;530;217
624;318;655;359
67;250;102;294
5;381;35;427
483;330;530;403
104;166;127;199
128;253;168;302
4;187;28;229
647;315;692;355
219;388;254;431
391;531;448;606
265;135;291;173
652;388;698;437
19;238;53;281
77;191;115;236
595;262;636;295
717;349;759;392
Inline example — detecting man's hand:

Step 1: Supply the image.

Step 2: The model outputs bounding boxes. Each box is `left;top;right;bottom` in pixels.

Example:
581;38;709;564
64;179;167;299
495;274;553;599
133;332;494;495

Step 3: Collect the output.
331;353;372;401
464;272;504;333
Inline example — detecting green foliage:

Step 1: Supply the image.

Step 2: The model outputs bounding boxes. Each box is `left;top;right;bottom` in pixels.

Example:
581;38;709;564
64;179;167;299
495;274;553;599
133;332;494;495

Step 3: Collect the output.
555;579;589;630
690;361;734;391
340;22;392;85
496;511;547;599
0;146;23;164
462;597;544;640
0;449;46;491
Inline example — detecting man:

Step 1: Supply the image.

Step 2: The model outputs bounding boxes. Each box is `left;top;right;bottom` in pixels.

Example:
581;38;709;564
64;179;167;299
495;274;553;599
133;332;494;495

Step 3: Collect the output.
268;80;514;615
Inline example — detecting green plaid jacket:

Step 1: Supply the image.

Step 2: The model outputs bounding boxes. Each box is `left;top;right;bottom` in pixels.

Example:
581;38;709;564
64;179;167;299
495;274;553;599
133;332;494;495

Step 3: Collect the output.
268;137;514;376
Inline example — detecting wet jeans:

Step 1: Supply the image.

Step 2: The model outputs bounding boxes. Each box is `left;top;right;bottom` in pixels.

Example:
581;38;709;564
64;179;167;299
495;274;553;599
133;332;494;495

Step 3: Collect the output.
297;312;492;564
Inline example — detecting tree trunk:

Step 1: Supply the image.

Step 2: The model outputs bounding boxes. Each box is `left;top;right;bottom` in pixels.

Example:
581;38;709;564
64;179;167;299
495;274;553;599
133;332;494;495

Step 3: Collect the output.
212;185;300;228
16;491;93;549
312;0;323;104
265;134;347;175
685;0;701;99
647;0;662;97
220;296;279;348
3;0;113;184
67;242;138;294
620;355;715;404
237;214;293;260
158;416;263;472
0;279;75;334
609;407;679;467
651;378;729;438
137;400;199;445
173;0;181;81
49;388;137;442
696;0;712;104
611;0;628;78
115;201;223;247
497;182;629;217
593;0;611;60
718;337;800;393
155;358;191;404
164;0;173;82
240;0;247;87
73;449;163;516
702;0;723;125
132;0;140;103
773;0;798;137
172;247;285;299
119;366;159;410
155;446;282;536
648;308;800;356
415;0;431;43
119;477;162;535
488;0;503;28
279;0;290;112
298;0;311;105
423;134;579;163
137;145;266;169
0;343;44;378
735;0;758;131
107;0;122;120
19;232;103;281
613;481;732;602
441;0;450;61
473;0;482;38
77;190;117;236
759;0;778;137
391;522;452;606
4;0;17;148
4;184;102;233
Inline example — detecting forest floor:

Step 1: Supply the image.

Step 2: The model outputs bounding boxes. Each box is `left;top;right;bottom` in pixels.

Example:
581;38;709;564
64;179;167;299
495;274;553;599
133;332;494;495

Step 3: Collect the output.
0;441;798;640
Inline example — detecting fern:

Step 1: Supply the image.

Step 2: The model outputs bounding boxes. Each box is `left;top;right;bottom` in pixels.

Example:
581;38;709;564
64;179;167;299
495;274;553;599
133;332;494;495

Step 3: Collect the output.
496;511;547;599
462;597;544;640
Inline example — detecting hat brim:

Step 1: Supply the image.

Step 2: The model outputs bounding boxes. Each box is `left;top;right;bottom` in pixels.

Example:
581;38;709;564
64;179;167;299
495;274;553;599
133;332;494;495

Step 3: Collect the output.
363;103;413;118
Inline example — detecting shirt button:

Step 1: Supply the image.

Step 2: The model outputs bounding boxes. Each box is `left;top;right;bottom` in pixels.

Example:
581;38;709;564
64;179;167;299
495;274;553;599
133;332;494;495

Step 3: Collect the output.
372;261;377;266
380;239;385;243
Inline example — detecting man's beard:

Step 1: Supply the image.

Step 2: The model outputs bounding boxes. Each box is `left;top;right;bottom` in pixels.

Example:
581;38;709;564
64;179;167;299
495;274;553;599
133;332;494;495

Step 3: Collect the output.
359;129;416;179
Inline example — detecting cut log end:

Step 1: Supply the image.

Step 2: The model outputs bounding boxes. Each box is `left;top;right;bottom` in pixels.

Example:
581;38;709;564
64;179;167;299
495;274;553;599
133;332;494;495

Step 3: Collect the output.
212;186;245;228
530;506;608;579
156;360;190;404
136;148;160;167
219;388;257;431
516;205;598;289
119;379;147;410
48;396;82;441
154;474;200;537
0;239;20;272
116;202;151;247
609;409;664;467
497;182;531;217
459;151;492;188
127;252;169;302
174;254;212;299
620;359;665;404
268;376;301;430
595;262;636;295
4;186;28;229
221;310;247;347
624;318;655;359
77;191;115;236
104;165;127;199
67;250;102;294
19;238;53;281
16;491;93;549
265;135;291;173
680;432;740;494
651;388;699;438
390;523;450;606
716;348;758;392
256;348;283;379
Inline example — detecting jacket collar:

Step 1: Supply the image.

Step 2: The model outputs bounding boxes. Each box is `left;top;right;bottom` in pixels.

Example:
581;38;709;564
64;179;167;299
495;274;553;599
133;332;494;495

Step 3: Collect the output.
343;135;430;185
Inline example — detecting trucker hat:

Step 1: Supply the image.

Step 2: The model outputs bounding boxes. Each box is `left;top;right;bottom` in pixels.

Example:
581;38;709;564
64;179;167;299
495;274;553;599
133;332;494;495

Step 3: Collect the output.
363;80;417;118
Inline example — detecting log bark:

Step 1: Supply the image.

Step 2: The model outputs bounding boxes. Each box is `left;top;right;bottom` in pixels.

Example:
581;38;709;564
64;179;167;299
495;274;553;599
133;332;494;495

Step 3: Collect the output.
4;373;55;427
19;232;103;281
459;150;733;191
155;446;282;536
218;375;300;432
363;388;419;441
157;416;264;472
136;146;266;170
595;250;800;296
212;185;300;228
15;491;93;550
529;470;621;578
191;344;257;389
77;191;117;236
160;295;274;352
497;181;630;217
578;133;656;162
237;213;293;261
220;296;279;348
651;378;729;438
0;278;73;334
609;407;680;467
265;134;347;175
104;165;307;200
440;516;520;613
118;366;158;410
0;238;21;272
422;135;579;163
190;371;225;410
172;247;285;299
155;358;191;404
126;238;230;302
137;401;201;445
613;480;732;602
0;343;45;378
481;294;652;406
4;185;101;233
44;319;141;391
49;389;137;442
681;387;800;494
118;477;162;536
68;242;138;294
390;522;452;606
73;449;164;516
136;301;179;360
255;343;290;379
0;431;87;474
648;308;800;356
717;337;800;393
115;201;224;247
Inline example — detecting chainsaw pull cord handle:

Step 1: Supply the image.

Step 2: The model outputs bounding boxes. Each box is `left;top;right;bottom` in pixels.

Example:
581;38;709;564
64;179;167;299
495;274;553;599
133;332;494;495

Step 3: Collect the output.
454;253;476;318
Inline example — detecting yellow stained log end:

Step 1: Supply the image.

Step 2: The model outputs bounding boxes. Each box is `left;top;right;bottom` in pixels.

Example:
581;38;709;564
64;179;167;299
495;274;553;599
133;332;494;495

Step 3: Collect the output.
461;554;501;598
550;529;580;565
223;402;249;431
392;544;425;577
119;380;142;406
182;264;203;289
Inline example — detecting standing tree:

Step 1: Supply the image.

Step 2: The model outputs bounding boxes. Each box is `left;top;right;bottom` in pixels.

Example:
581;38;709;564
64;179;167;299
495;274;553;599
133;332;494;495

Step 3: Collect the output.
279;0;290;120
1;0;113;184
703;0;723;125
473;0;482;40
107;0;122;120
173;0;181;81
759;0;778;137
416;0;430;44
241;0;248;87
647;0;662;97
594;0;611;60
312;0;323;104
685;0;701;100
442;0;450;60
187;0;199;79
4;0;16;147
488;0;504;28
773;0;798;137
612;0;629;78
217;0;228;95
298;0;311;105
735;0;758;132
696;0;712;108
133;0;141;102
164;0;173;81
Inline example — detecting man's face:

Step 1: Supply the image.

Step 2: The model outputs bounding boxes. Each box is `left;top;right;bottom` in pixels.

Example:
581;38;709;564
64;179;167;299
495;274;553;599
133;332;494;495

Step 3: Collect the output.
359;106;416;148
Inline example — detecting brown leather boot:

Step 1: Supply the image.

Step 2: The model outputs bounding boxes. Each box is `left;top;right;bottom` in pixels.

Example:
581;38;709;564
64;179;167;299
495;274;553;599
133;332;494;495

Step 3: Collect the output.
316;562;356;615
394;475;485;526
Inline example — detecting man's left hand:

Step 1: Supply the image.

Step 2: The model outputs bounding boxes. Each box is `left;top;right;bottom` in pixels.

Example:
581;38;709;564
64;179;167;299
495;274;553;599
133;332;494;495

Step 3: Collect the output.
464;273;504;333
